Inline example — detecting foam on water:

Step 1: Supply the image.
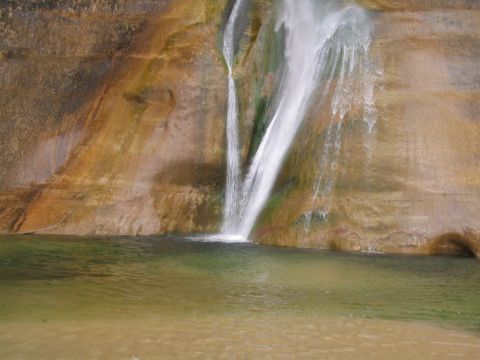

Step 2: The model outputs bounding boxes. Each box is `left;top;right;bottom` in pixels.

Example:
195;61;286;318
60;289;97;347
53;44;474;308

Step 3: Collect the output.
187;233;249;243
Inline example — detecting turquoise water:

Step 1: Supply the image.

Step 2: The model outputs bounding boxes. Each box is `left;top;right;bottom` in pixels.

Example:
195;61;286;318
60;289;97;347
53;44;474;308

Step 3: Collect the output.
0;234;479;333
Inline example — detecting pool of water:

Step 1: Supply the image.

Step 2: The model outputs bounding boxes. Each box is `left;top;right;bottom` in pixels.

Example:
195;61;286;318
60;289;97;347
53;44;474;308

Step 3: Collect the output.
0;235;479;359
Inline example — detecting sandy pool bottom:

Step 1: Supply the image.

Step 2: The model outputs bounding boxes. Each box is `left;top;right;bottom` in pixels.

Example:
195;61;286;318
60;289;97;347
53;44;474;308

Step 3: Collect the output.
1;315;479;359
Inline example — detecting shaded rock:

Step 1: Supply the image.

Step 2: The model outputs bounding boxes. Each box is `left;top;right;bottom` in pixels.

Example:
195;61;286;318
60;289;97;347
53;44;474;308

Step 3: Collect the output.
427;230;478;257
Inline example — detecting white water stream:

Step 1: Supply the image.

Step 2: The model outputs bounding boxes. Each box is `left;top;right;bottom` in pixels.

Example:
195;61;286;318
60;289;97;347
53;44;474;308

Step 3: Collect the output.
222;0;245;236
221;0;375;241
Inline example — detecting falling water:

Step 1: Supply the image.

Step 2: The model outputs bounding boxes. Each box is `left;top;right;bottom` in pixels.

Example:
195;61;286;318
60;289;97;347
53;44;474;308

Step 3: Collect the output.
303;5;377;231
222;0;375;240
222;0;245;235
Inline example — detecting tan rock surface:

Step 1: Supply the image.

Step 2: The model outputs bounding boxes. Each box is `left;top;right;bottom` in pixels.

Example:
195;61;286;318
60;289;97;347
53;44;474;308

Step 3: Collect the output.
0;0;479;255
0;0;228;235
252;1;480;255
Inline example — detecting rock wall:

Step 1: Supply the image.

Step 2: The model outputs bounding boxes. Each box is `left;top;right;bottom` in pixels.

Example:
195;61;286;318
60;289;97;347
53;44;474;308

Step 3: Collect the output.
0;0;228;235
245;0;480;255
0;0;479;256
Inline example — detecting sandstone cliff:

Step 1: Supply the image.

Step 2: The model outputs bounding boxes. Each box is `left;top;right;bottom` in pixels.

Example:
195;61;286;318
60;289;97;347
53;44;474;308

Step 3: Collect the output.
245;0;480;256
0;0;479;256
0;0;228;235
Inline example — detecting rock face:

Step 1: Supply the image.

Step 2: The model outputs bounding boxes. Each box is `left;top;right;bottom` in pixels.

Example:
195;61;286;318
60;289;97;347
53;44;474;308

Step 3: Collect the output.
0;0;479;256
243;0;480;256
0;0;228;235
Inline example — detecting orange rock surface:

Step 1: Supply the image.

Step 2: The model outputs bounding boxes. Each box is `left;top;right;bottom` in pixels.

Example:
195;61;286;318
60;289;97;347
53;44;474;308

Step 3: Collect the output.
0;0;478;255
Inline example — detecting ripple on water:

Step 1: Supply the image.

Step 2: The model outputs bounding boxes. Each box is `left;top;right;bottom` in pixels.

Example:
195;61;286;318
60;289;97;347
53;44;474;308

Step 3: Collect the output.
0;235;479;358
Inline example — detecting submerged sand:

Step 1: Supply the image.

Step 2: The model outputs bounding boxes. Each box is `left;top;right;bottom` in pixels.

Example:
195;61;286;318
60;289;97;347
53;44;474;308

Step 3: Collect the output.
1;315;479;359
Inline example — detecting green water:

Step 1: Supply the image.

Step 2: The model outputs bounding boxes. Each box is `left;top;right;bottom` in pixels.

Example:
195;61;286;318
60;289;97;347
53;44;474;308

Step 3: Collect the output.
0;235;479;333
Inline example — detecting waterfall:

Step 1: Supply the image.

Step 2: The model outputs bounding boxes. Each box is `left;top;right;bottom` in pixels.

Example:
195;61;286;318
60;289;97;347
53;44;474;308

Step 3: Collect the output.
303;5;376;231
221;0;245;235
221;0;375;241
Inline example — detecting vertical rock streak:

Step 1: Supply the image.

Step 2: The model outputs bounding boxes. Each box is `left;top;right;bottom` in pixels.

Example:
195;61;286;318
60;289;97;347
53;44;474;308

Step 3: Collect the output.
222;0;376;239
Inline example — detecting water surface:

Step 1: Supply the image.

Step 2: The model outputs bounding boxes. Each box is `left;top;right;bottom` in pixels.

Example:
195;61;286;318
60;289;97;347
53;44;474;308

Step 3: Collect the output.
0;235;479;359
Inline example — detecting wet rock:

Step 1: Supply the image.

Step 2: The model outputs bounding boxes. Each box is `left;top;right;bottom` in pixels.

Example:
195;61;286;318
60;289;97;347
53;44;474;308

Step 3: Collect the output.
245;0;480;255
